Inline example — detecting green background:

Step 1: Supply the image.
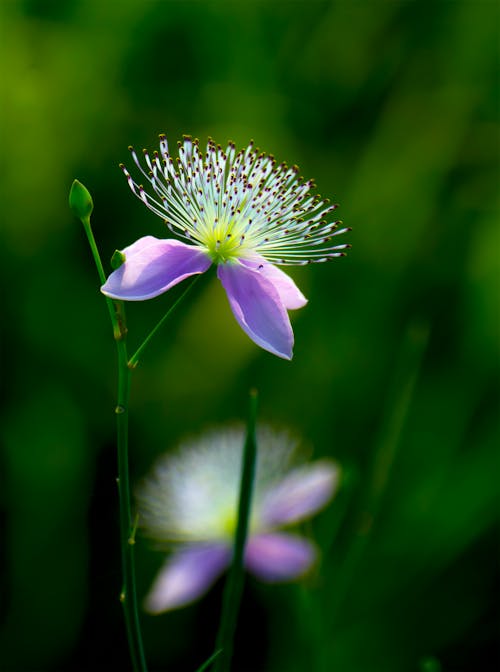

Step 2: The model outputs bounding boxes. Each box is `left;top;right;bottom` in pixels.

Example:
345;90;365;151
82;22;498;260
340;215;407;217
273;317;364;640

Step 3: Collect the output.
1;1;498;670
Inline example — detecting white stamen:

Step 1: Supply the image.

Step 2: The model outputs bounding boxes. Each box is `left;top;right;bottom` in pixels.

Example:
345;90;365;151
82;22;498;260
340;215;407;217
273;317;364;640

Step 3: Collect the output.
121;136;350;265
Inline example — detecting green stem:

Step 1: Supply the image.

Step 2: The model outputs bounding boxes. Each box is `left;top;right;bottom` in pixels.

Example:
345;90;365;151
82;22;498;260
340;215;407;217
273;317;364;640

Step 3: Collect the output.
81;216;122;341
116;338;147;672
74;182;201;671
327;319;430;626
194;649;223;672
74;197;147;670
128;274;201;368
214;390;259;672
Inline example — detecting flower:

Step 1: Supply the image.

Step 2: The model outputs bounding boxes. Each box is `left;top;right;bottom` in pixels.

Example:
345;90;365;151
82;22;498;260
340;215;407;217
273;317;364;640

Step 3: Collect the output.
136;427;340;613
101;136;350;359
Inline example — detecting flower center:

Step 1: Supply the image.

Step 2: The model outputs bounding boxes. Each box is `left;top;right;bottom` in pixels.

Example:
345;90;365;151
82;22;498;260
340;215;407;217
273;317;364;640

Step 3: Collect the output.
203;220;248;264
220;511;237;536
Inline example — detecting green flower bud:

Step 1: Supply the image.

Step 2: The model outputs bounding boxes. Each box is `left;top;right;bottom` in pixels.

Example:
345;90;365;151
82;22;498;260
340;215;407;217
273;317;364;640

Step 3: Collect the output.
69;179;94;220
111;249;126;269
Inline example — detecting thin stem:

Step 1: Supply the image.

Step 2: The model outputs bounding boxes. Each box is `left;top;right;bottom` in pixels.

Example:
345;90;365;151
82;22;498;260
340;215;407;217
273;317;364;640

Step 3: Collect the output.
81;216;107;285
365;319;430;519
214;389;259;672
81;216;123;341
74;193;147;670
116;338;148;671
327;319;430;626
116;362;146;671
128;274;201;368
194;649;223;672
74;182;201;671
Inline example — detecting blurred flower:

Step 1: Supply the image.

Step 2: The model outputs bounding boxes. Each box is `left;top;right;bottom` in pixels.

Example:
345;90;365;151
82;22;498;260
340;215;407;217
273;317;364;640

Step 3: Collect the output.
136;427;339;613
101;136;350;359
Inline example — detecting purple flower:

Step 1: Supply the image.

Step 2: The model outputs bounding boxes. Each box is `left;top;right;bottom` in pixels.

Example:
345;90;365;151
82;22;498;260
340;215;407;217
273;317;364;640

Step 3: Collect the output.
101;136;350;359
136;427;340;613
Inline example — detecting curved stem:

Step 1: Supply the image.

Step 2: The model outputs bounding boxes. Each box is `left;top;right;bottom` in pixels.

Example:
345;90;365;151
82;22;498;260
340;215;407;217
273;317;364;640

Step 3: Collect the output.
81;215;122;341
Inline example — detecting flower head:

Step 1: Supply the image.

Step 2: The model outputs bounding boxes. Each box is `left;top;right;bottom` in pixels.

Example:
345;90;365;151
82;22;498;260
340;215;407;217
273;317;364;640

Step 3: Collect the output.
137;427;339;613
101;136;350;359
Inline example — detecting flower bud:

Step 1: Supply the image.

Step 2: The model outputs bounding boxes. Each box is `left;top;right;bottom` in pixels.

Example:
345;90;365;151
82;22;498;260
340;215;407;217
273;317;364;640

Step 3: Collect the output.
111;249;126;269
69;179;94;220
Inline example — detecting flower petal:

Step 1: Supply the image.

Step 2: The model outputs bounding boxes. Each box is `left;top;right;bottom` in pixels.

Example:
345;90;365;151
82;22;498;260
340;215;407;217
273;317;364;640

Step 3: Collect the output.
241;256;307;310
217;262;294;359
144;544;230;613
259;460;340;528
245;533;317;582
101;236;211;300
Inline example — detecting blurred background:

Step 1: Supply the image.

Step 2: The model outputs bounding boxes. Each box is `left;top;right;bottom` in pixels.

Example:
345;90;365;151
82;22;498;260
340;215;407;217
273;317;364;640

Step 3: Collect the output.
0;1;498;670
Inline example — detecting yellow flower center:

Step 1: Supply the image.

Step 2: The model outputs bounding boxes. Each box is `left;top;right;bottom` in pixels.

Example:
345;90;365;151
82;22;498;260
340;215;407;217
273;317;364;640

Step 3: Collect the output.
203;220;248;264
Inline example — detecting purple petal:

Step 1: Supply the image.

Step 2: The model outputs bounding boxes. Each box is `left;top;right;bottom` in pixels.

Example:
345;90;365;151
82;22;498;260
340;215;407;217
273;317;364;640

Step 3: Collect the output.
144;544;230;613
259;460;339;528
101;236;211;300
217;262;294;359
241;256;307;310
245;533;317;582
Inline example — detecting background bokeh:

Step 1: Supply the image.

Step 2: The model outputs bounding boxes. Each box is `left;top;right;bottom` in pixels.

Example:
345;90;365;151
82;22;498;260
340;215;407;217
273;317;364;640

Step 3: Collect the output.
1;1;498;671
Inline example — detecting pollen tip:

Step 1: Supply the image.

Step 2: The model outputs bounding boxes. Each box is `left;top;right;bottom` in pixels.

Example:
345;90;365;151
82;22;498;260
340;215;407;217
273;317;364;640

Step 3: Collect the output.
128;145;134;151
